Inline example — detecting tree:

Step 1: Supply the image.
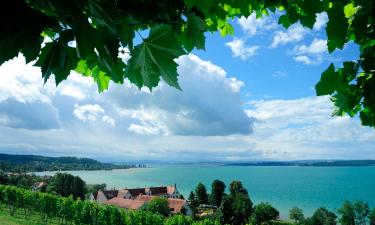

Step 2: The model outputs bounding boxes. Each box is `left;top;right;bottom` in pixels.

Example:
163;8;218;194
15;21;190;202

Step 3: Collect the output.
195;183;208;205
1;0;375;128
289;207;305;225
229;180;248;196
217;181;252;225
308;207;337;225
47;173;86;199
353;201;370;225
145;197;171;217
188;191;199;219
209;179;226;207
338;200;355;225
252;202;279;225
369;208;375;225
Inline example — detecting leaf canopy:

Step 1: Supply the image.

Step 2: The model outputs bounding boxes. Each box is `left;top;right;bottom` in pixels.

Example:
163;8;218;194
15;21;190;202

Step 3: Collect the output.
0;0;375;128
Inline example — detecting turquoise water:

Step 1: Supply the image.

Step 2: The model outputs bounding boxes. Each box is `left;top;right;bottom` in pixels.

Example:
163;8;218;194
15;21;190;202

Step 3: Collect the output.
36;165;375;218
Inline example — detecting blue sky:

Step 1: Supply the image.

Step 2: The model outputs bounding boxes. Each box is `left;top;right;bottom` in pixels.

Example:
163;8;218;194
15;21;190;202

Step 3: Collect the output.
0;12;374;162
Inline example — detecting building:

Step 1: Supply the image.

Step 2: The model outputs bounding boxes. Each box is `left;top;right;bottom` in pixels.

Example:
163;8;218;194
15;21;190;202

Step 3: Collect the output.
91;184;182;202
89;190;119;203
104;195;191;215
32;181;47;191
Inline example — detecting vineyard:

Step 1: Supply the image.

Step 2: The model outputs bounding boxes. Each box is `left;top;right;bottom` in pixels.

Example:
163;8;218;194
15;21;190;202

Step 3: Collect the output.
0;185;219;225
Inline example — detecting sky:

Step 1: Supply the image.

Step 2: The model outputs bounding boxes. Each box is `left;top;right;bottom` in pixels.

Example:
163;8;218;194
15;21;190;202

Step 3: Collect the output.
1;12;375;162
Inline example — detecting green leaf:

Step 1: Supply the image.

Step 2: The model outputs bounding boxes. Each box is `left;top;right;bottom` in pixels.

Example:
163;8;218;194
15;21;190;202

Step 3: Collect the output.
118;24;135;50
316;64;338;96
184;0;213;14
326;3;348;52
300;14;316;29
126;24;186;90
21;36;43;63
92;66;110;92
0;38;20;65
344;3;357;18
34;40;79;85
278;15;292;28
179;13;206;52
219;22;234;36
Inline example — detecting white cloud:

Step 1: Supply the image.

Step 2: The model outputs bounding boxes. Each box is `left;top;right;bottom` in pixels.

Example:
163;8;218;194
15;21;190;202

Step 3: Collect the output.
294;38;327;55
244;96;375;159
107;54;252;136
0;55;374;161
313;12;328;30
102;115;115;127
74;104;105;122
238;14;278;36
270;25;306;48
291;38;327;65
225;39;259;60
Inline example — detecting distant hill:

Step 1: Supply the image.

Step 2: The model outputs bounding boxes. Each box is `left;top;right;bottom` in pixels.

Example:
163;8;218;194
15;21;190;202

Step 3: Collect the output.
0;153;137;172
225;160;375;167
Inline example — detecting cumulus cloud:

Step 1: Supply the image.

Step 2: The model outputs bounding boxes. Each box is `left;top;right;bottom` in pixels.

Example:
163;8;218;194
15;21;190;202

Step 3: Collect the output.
106;54;252;136
74;104;105;122
0;54;374;161
225;39;259;60
313;12;328;30
244;96;375;159
270;25;306;48
238;14;277;36
291;38;327;65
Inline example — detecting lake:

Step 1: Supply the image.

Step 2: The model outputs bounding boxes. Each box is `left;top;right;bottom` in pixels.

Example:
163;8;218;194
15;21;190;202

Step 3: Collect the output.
36;165;375;218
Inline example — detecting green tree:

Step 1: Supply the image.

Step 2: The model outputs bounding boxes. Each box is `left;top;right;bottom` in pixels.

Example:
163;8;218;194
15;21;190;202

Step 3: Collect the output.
218;181;252;225
353;201;370;225
289;207;305;224
251;202;279;225
209;179;226;207
2;0;375;128
195;182;208;205
47;173;86;199
188;191;199;219
145;197;171;217
369;208;375;225
229;180;248;196
218;195;234;225
232;193;253;225
338;200;355;225
308;207;337;225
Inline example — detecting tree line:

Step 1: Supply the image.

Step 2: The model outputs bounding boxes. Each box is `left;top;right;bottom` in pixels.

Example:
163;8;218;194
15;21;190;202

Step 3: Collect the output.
0;184;218;225
0;172;106;200
0;153;139;173
188;180;375;225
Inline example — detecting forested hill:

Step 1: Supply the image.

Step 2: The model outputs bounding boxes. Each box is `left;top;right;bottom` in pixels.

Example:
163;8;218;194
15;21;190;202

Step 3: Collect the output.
226;160;375;167
0;153;137;172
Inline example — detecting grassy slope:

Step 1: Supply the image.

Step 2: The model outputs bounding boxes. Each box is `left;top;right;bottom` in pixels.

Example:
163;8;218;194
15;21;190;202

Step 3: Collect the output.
0;207;58;225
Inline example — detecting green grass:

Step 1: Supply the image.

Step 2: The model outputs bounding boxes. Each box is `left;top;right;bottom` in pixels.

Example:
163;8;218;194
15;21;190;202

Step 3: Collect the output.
0;206;59;225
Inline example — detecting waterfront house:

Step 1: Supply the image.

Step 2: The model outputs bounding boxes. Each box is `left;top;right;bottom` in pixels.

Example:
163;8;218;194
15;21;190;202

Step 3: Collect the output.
104;194;191;215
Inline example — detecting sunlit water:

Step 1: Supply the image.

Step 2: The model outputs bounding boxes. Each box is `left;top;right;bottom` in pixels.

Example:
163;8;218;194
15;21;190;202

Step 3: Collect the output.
36;165;375;218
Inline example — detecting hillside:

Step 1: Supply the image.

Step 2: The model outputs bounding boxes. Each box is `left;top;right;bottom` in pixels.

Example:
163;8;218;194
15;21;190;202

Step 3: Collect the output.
0;153;136;172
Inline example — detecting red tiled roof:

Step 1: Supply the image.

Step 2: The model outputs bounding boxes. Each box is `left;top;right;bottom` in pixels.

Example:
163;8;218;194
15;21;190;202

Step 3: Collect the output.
135;195;186;213
105;197;145;210
167;198;187;214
